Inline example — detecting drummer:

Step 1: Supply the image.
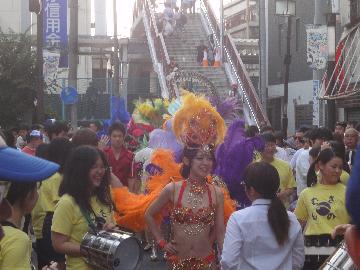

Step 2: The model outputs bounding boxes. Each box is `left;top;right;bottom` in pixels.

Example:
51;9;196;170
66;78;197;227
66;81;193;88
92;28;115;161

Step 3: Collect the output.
294;146;351;269
51;146;116;270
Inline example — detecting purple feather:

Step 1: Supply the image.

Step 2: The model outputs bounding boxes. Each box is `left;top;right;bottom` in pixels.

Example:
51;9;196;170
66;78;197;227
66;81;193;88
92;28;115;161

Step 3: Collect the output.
214;119;264;208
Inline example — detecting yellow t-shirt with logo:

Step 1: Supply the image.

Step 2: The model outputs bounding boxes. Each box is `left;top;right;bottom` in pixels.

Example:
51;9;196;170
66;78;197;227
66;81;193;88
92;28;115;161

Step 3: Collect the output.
32;173;62;239
295;183;350;235
51;194;114;270
0;226;32;270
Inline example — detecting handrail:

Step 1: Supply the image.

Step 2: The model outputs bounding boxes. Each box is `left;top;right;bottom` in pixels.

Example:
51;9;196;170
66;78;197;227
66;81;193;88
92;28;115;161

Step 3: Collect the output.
133;0;171;98
199;0;269;127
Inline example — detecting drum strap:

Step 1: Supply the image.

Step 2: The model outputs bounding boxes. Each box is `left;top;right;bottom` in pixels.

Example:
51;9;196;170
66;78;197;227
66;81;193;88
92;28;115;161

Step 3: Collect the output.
80;207;99;235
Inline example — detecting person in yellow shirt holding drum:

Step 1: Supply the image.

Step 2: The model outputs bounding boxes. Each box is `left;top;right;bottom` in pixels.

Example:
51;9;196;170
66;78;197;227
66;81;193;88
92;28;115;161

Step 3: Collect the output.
295;146;350;269
51;145;116;270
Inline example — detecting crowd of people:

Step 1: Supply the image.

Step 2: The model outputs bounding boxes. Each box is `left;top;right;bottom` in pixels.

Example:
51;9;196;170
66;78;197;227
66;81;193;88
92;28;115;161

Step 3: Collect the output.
1;91;360;270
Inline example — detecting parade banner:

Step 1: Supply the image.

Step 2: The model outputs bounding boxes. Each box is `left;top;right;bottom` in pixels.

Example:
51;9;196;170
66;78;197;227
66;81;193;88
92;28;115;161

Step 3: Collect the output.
312;80;320;126
43;0;68;68
306;25;328;70
43;50;60;90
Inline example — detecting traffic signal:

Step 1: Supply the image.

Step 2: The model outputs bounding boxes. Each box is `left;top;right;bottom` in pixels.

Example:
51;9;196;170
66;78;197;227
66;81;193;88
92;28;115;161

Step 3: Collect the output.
29;0;41;14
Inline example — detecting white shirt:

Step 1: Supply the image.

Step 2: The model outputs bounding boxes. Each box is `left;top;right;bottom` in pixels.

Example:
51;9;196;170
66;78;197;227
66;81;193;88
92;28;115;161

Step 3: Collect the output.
290;148;304;170
275;146;289;162
295;149;310;196
221;199;305;270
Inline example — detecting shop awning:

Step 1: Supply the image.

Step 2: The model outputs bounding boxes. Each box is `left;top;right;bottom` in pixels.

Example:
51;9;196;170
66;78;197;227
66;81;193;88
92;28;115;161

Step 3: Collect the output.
320;22;360;100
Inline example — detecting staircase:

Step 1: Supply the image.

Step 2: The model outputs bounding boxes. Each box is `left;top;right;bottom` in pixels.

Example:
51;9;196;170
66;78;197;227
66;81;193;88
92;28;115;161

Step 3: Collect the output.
165;14;230;96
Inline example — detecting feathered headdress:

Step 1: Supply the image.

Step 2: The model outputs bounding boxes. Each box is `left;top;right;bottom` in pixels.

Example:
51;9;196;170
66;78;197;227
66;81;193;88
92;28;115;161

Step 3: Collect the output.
172;93;226;148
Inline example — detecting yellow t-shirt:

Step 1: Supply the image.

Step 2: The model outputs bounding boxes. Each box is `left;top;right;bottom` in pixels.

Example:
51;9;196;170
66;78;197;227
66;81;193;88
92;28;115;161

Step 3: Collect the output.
269;158;296;207
0;226;32;270
51;194;114;270
32;194;45;239
32;173;62;239
295;183;350;235
340;170;350;185
40;172;62;212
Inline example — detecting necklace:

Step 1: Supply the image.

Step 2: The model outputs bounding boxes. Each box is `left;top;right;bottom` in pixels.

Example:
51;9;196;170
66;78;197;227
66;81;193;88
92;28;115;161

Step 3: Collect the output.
187;178;207;210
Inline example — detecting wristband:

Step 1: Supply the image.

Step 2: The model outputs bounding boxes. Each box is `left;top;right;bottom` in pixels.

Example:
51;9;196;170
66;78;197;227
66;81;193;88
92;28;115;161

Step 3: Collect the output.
157;239;167;250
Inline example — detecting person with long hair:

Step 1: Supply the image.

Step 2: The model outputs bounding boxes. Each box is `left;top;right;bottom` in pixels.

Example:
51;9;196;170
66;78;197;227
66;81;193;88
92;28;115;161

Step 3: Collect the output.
221;162;304;269
295;147;351;269
34;138;73;270
144;93;229;270
51;146;115;270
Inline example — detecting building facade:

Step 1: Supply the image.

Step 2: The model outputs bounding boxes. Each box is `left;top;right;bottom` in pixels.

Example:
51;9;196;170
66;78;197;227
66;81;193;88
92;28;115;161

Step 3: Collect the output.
223;0;315;134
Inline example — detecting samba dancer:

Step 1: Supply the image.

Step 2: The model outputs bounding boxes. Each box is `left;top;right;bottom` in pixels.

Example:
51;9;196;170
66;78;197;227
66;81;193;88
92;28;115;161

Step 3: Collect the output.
145;93;228;270
295;147;351;269
51;146;116;270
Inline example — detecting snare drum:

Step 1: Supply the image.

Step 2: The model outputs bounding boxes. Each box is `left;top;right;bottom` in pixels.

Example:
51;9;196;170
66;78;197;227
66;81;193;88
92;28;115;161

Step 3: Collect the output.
320;241;357;270
80;230;142;270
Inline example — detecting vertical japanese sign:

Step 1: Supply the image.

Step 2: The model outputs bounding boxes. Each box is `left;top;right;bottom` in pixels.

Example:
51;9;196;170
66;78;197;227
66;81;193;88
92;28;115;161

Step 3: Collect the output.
313;80;320;126
43;0;68;68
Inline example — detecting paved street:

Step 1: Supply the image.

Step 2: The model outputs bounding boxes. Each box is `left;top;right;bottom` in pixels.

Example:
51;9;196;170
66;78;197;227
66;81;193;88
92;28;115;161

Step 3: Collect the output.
138;249;167;270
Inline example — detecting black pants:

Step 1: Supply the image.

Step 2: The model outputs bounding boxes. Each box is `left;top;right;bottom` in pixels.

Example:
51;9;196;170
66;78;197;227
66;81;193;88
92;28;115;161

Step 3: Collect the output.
36;212;65;269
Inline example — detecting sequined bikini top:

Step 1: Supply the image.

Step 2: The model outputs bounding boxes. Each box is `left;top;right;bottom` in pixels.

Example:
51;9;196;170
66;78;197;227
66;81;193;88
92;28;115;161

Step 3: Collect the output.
171;181;215;227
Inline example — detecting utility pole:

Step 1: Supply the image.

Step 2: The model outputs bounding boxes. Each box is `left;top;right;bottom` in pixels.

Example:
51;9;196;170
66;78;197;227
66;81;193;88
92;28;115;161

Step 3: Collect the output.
69;0;78;130
282;16;292;137
326;12;337;129
259;0;268;113
113;0;120;96
35;0;44;123
313;0;328;127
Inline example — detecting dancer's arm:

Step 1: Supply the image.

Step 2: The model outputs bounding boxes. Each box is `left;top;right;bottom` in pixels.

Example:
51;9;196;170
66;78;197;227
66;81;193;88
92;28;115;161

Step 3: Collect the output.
145;183;177;254
214;187;225;254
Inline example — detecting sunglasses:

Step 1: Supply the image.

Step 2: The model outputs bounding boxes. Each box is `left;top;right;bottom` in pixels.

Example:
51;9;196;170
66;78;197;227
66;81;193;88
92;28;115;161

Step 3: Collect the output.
294;136;305;143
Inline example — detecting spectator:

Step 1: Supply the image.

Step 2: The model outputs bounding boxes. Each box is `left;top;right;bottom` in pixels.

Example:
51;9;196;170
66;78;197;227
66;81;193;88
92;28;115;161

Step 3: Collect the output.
258;133;296;208
334;121;347;136
103;122;137;192
22;130;43;156
46;121;69;141
196;40;207;65
221;162;304;270
16;124;29;149
344;128;359;171
294;126;309;150
295;128;333;195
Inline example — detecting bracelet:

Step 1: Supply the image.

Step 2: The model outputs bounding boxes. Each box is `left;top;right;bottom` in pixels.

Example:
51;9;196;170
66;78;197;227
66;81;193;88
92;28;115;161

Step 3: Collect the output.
157;239;167;250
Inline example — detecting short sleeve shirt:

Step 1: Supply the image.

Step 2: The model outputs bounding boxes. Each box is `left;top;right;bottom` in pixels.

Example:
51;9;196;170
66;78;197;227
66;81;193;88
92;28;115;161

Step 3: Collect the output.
0;226;32;270
295;183;350;235
104;147;135;186
51;194;113;270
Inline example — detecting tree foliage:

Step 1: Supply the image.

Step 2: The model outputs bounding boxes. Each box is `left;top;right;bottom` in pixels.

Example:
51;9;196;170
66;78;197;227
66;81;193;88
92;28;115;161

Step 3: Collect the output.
0;28;37;128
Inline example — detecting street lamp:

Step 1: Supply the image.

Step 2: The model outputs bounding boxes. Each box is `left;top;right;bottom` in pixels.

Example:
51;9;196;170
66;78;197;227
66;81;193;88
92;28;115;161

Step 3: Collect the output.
275;0;296;137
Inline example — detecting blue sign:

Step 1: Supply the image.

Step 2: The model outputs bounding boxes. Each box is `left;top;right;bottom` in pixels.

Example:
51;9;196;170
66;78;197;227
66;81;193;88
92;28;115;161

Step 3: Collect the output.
43;0;68;68
61;87;78;104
